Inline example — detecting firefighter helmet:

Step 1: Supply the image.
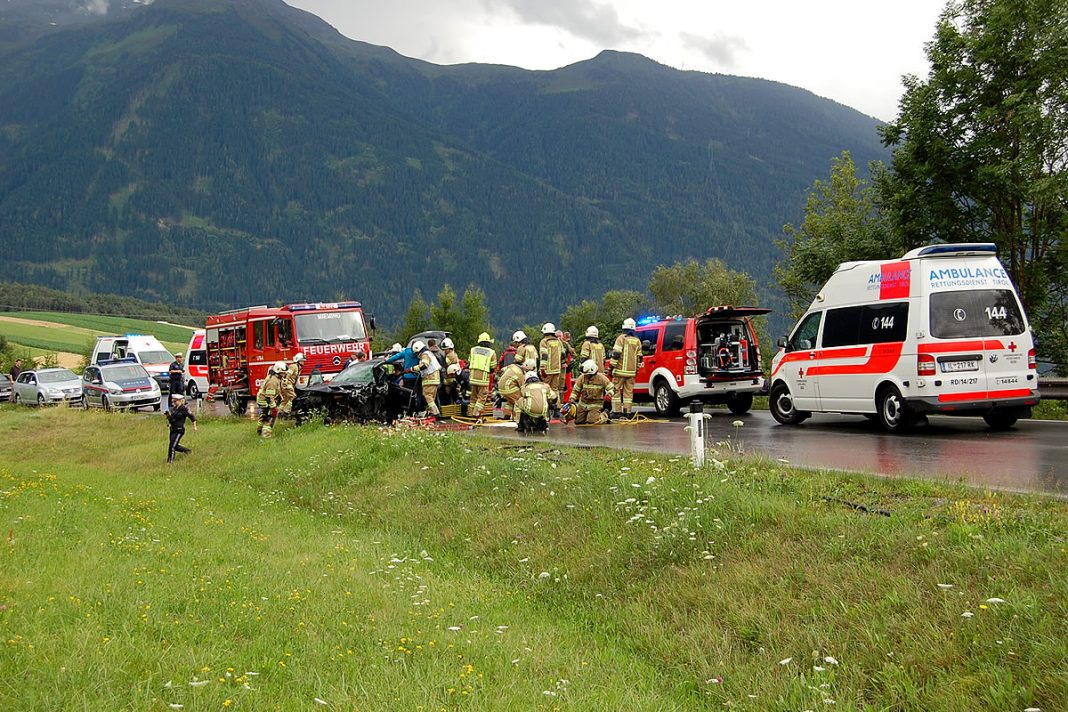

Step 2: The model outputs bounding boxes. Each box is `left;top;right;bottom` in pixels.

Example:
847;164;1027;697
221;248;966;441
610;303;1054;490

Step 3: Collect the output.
585;325;599;338
622;318;636;331
412;340;427;354
522;359;536;371
512;330;526;342
390;343;403;353
441;338;454;350
272;361;287;373
293;352;306;363
542;322;556;334
447;363;461;376
525;370;539;382
581;359;597;375
478;332;492;343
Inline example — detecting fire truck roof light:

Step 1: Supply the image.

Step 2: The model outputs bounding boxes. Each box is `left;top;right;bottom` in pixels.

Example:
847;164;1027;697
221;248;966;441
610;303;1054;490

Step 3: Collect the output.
636;315;661;326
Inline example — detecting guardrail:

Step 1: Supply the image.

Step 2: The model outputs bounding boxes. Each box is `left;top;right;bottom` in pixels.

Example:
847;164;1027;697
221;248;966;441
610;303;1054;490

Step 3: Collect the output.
1040;378;1068;400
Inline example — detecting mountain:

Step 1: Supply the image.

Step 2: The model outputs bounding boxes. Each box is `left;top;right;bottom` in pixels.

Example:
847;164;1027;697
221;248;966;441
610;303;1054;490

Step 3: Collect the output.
0;0;888;326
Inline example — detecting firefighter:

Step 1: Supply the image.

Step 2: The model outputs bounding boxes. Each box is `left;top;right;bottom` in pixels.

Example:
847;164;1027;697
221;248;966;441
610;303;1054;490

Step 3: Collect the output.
566;359;615;425
496;358;528;421
611;318;643;418
468;332;496;421
538;323;564;417
513;331;538;371
410;340;442;418
279;352;305;416
440;338;461;404
256;361;286;438
557;330;576;370
579;325;607;373
516;371;556;434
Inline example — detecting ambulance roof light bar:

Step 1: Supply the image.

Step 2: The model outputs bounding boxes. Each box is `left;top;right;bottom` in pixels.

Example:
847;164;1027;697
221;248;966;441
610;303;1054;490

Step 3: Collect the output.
902;243;998;259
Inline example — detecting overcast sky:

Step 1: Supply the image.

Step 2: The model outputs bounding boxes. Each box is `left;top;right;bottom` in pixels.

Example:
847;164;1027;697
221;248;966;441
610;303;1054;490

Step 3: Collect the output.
285;0;945;121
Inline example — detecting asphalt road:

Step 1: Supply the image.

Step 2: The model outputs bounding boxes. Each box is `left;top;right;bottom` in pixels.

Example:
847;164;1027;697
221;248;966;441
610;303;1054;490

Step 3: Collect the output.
478;409;1068;498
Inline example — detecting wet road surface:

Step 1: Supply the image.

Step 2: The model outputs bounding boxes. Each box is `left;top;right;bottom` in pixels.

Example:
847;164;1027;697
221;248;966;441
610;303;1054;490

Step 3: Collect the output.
477;410;1068;498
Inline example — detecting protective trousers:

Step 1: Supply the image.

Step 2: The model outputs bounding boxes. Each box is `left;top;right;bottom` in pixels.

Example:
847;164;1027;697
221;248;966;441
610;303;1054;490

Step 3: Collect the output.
279;385;297;414
422;383;440;416
574;403;608;425
167;427;189;462
543;373;563;394
612;376;635;413
500;391;521;420
257;406;277;437
469;383;490;417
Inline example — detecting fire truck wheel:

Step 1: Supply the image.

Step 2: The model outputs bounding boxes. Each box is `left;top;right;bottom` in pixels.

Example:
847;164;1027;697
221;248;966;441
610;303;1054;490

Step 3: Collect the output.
769;383;809;425
727;392;753;415
653;380;681;417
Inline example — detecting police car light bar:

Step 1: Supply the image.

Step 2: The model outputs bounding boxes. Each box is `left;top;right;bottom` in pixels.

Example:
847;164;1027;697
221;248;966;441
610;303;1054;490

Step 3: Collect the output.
912;243;998;257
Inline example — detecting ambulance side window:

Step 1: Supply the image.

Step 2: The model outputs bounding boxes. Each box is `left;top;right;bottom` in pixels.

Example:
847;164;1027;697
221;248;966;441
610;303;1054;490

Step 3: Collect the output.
822;307;863;348
860;303;909;344
788;312;822;352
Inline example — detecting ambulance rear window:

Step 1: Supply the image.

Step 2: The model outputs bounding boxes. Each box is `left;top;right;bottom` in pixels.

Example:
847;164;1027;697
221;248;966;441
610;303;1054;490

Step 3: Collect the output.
930;289;1025;338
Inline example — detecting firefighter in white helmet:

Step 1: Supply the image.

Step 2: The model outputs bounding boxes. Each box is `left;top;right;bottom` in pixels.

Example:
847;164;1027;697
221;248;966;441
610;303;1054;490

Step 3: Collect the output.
279;352;305;416
579;325;606;374
496;356;528;421
516;370;556;434
538;323;564;418
513;330;538;371
611;318;643;418
440;337;461;404
410;340;442;418
256;361;287;438
567;359;615;425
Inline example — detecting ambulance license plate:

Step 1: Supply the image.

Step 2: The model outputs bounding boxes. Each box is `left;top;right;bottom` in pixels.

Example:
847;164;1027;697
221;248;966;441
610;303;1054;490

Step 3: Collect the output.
941;359;978;373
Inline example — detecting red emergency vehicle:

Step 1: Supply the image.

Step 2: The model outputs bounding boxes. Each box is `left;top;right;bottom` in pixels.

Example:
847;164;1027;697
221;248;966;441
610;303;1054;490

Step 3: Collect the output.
205;302;374;414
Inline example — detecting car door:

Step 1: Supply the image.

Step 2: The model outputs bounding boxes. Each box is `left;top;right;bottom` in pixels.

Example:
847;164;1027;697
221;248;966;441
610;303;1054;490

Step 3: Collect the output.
82;367;102;407
634;326;663;393
779;311;823;410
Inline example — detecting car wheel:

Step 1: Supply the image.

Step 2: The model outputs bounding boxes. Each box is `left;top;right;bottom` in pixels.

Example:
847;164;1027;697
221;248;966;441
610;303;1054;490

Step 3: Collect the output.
102;395;112;412
876;385;915;434
37;394;45;407
187;381;199;399
153;403;161;412
727;392;754;415
983;410;1018;430
769;382;809;425
79;396;88;409
653;380;681;417
13;392;21;406
226;391;246;416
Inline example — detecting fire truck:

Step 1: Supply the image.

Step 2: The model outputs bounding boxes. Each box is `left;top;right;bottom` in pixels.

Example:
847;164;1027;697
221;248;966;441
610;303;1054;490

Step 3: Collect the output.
205;302;375;414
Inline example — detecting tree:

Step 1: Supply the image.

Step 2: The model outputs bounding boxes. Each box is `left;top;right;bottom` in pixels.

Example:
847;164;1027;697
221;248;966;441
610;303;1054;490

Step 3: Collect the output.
649;258;759;316
455;285;491;350
400;289;431;340
776;152;899;319
880;0;1068;364
429;284;459;335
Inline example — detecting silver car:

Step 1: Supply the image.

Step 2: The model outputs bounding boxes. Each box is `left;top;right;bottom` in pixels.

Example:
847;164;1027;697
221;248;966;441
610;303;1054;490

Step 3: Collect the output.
82;362;161;411
12;368;83;406
0;374;12;402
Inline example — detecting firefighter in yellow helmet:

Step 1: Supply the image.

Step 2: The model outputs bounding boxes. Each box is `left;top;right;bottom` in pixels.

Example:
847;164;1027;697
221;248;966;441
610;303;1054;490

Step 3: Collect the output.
538;323;564;417
410;340;441;418
611;318;643;418
467;332;496;421
256;361;286;437
579;325;607;373
516;370;557;434
513;330;538;371
279;352;305;416
496;358;530;421
567;359;615;425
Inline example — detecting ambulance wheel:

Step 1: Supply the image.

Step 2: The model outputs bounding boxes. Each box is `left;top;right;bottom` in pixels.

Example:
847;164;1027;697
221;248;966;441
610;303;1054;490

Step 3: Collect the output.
727;392;753;415
876;385;913;433
769;383;809;425
983;410;1018;430
653;381;681;417
187;381;199;399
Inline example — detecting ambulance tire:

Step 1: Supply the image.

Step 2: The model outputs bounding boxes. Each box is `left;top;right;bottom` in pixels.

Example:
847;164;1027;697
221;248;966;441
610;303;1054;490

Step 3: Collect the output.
876;385;915;433
769;383;809;425
983;410;1018;430
187;381;199;399
727;392;753;415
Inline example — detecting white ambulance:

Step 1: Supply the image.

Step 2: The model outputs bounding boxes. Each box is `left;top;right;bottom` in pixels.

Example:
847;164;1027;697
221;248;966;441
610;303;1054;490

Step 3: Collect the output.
90;334;174;393
183;329;209;399
769;243;1039;432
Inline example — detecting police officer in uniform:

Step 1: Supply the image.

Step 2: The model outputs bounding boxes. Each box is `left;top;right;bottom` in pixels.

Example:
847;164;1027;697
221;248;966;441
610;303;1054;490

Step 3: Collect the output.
167;352;185;409
279;352;305;416
611;318;643;419
567;359;616;425
166;392;197;462
256;361;285;437
579;326;607;373
467;332;496;421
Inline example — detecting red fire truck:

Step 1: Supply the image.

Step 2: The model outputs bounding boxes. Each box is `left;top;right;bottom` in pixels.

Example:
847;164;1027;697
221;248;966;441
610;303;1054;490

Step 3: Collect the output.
205;302;375;414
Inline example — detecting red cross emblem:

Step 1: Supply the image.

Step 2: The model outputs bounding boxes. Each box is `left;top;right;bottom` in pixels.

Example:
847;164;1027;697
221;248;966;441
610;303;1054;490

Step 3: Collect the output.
798;367;805;379
1008;342;1017;352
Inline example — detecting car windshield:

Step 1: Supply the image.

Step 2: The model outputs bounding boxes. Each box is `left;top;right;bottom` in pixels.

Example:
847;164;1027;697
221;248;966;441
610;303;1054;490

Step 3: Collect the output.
929;289;1026;338
295;311;366;344
329;360;377;385
39;369;76;383
102;365;148;381
139;350;173;364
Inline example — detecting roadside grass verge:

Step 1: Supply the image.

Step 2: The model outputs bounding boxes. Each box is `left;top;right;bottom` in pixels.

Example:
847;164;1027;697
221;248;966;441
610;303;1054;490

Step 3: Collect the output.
1;407;1065;710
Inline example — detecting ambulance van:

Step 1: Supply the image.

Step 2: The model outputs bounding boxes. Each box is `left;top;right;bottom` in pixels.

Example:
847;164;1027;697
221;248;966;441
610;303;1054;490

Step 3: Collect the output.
769;243;1039;432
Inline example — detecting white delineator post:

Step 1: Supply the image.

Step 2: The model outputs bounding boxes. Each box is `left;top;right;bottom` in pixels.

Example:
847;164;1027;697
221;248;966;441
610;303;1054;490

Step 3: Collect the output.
684;402;709;467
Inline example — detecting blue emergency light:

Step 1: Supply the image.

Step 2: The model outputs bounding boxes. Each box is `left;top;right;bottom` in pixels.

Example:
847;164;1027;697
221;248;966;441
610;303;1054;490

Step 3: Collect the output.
916;243;997;256
636;315;662;327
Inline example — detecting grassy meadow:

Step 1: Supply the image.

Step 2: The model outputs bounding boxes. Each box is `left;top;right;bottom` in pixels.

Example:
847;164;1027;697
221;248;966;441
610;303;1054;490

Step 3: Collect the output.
0;406;1065;710
0;311;192;364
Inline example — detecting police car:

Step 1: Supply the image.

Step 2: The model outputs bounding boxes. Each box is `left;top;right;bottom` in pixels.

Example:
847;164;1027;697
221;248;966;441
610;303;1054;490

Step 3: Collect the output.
769;243;1039;432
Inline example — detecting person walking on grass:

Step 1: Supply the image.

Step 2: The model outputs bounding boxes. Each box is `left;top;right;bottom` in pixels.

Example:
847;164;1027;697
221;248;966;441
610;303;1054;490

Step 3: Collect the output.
166;393;197;463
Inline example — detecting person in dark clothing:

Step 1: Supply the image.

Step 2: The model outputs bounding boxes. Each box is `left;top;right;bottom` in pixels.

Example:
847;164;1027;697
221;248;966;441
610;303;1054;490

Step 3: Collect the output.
166;393;197;463
167;353;185;409
9;358;23;381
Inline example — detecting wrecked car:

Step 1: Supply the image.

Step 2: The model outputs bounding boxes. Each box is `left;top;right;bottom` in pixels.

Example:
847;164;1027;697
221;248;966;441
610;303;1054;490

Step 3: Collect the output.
293;358;413;425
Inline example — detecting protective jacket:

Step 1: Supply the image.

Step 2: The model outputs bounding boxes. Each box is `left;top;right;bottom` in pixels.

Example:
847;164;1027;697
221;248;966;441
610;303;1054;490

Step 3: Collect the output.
611;333;643;377
497;363;525;396
518;382;556;418
284;362;302;388
416;351;441;385
256;373;282;408
539;336;563;375
468;343;497;386
579;339;606;372
515;342;538;368
569;372;615;405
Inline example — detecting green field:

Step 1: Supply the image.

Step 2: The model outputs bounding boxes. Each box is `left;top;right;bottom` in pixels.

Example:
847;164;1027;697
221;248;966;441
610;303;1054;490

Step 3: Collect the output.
0;408;1064;710
0;311;193;357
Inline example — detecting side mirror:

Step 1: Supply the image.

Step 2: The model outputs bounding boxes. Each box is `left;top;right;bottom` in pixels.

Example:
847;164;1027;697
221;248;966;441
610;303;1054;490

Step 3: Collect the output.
776;336;787;349
369;314;377;333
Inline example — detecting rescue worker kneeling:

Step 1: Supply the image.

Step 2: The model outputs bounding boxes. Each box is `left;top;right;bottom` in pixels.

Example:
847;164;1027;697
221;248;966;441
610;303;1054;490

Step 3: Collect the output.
496;358;529;420
409;340;442;418
257;361;286;438
567;359;615;424
516;370;557;434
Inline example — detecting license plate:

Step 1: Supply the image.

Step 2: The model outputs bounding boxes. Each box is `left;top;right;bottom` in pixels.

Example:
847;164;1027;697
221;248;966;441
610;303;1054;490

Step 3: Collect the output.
941;360;978;373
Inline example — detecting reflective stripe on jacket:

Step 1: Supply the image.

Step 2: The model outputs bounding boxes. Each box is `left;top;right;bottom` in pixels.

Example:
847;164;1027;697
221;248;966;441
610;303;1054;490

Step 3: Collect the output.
612;334;642;376
469;345;496;386
539;337;563;374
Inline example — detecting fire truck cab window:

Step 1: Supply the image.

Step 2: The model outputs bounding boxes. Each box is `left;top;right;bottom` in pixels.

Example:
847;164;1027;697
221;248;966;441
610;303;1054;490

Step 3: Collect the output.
266;321;276;347
294;311;366;343
253;321;264;350
277;319;294;347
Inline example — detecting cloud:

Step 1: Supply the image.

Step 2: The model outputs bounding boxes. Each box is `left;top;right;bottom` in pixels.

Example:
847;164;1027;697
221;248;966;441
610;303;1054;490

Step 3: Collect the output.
497;0;646;47
84;0;110;14
680;31;748;68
